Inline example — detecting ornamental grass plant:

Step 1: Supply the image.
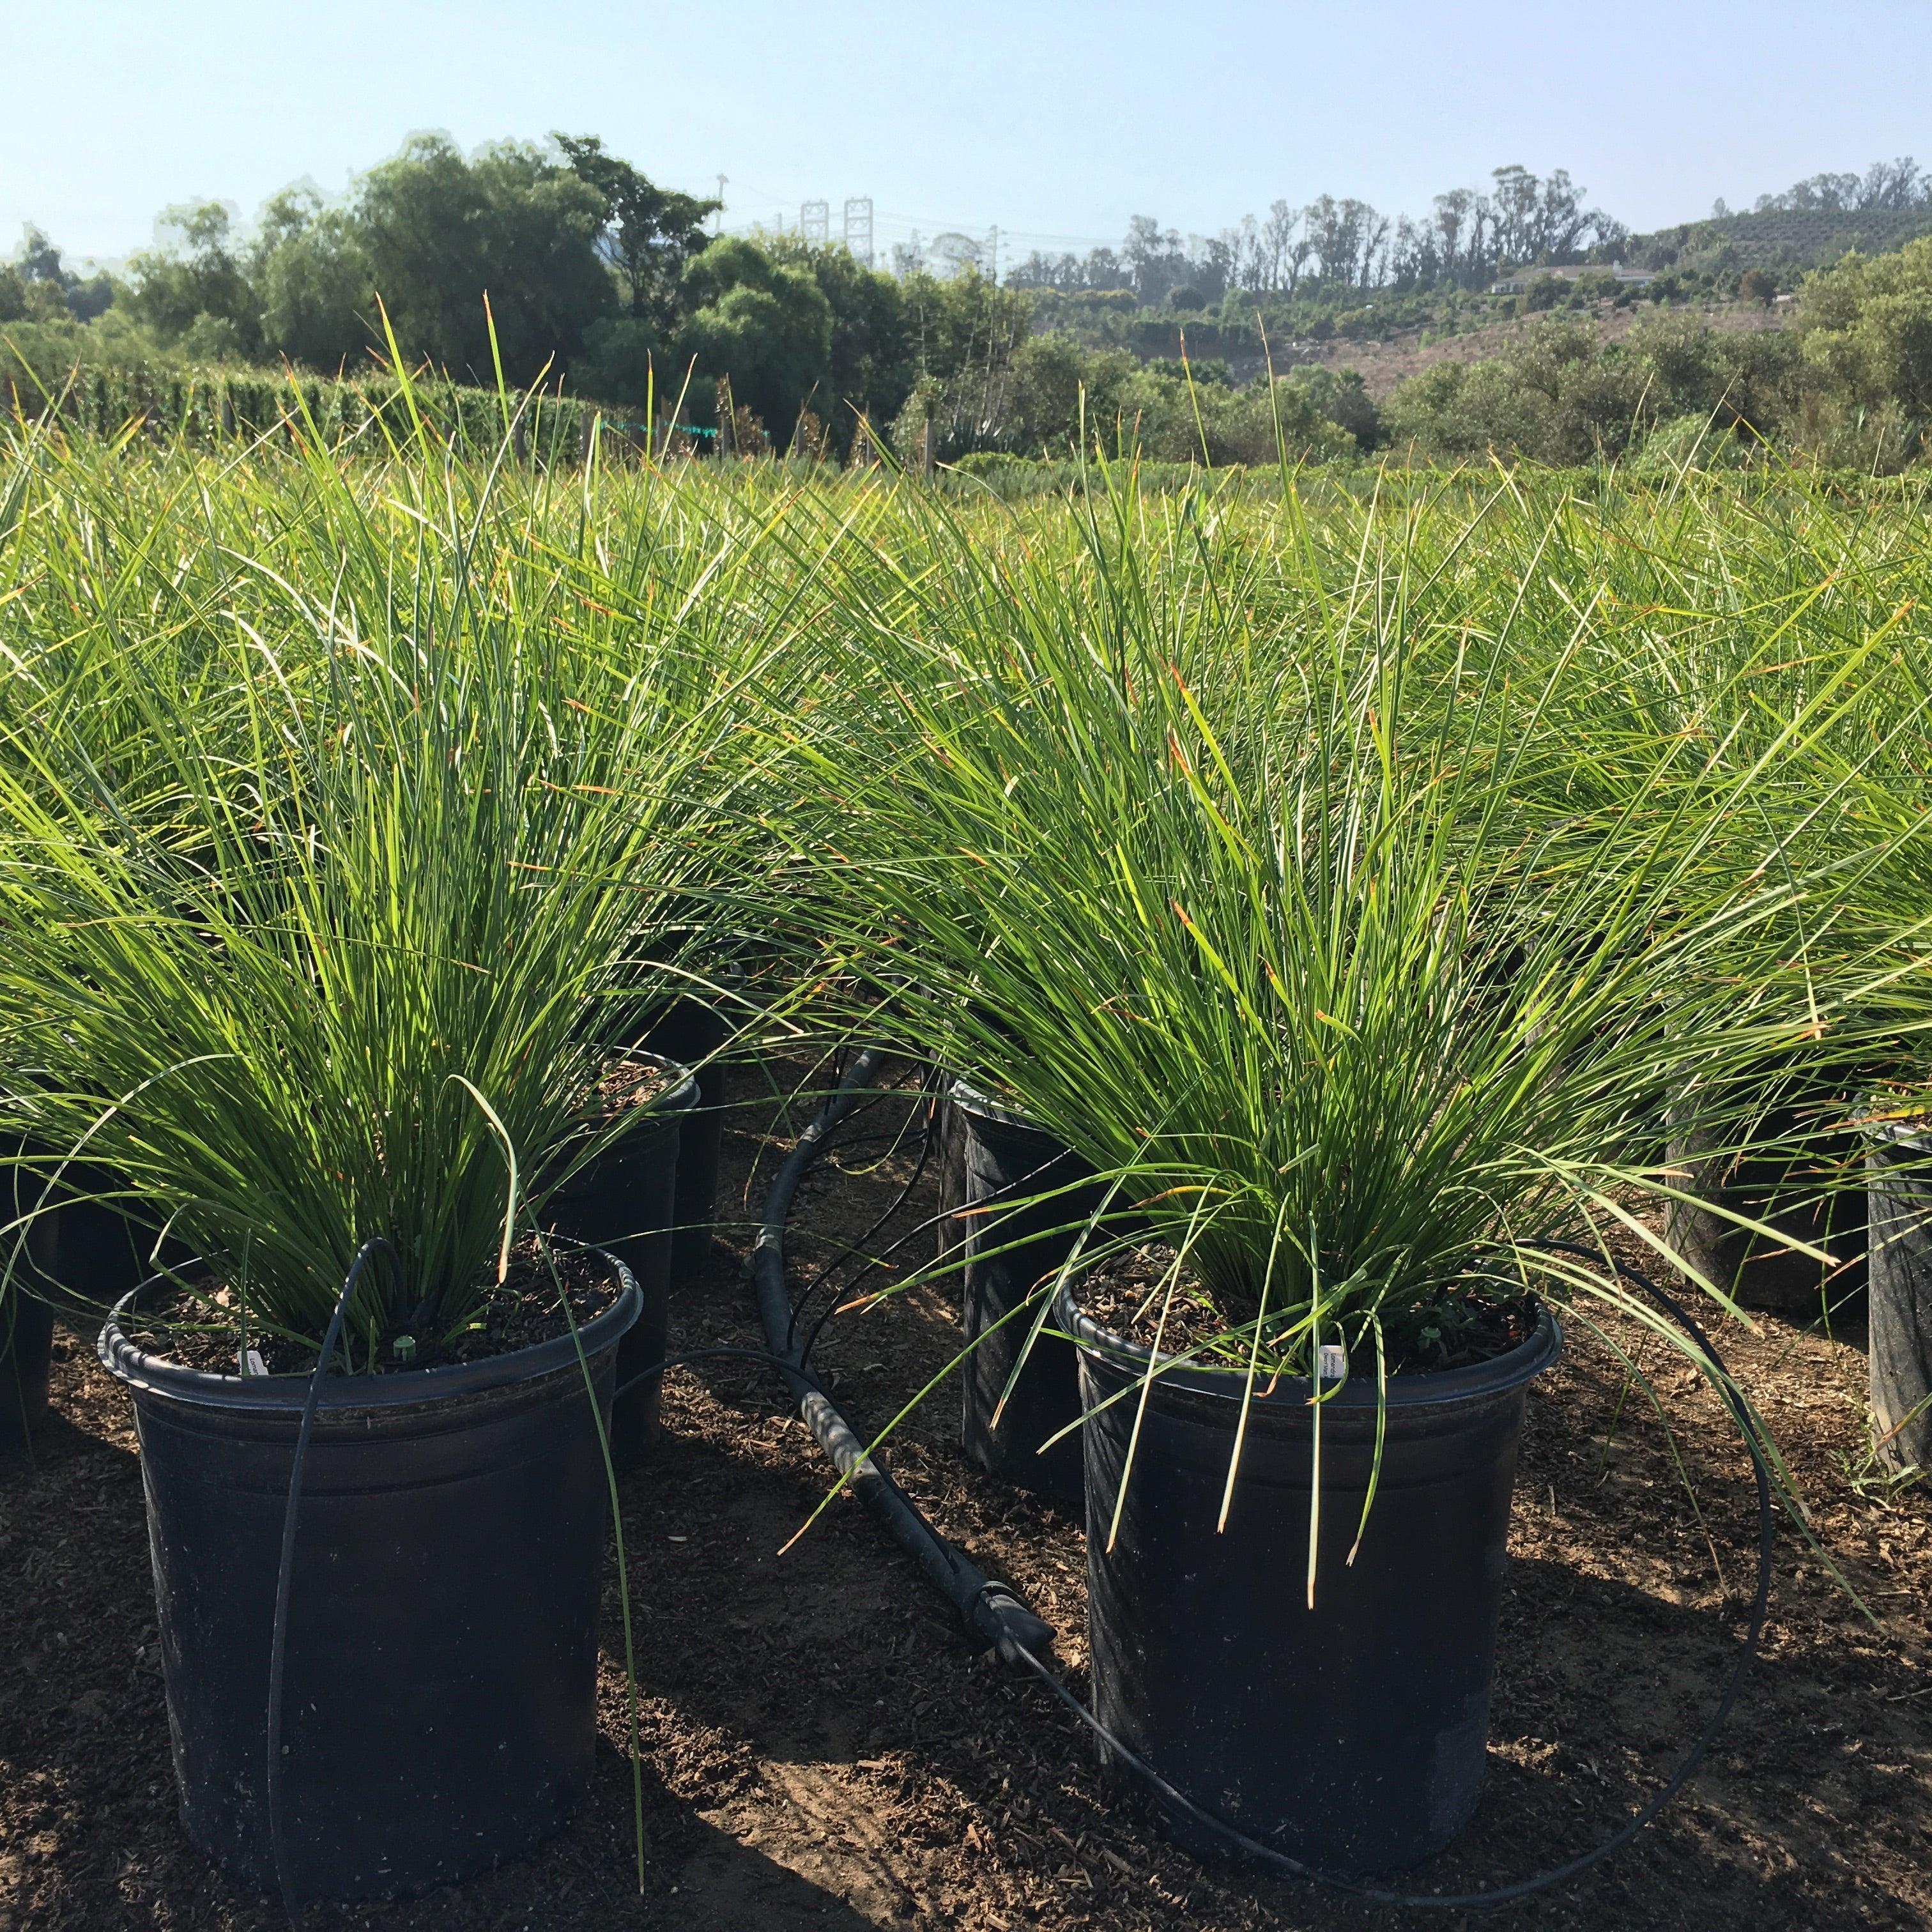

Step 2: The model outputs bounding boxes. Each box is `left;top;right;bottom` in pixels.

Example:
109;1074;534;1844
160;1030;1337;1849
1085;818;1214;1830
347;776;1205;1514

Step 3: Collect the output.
0;397;818;1365
786;464;1904;1463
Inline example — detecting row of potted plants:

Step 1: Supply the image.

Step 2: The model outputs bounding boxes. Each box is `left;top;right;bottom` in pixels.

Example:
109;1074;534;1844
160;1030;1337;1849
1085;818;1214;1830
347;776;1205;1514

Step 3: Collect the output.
1;420;1928;1899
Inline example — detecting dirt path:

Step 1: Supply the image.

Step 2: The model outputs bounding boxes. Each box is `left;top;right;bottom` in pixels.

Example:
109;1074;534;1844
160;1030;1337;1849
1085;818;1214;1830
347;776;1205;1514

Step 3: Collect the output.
3;1061;1928;1929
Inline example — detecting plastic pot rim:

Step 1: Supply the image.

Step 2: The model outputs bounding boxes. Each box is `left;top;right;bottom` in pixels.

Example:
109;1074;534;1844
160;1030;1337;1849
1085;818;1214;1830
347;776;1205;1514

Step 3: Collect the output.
946;1078;1045;1131
575;1048;702;1135
1860;1113;1932;1154
98;1249;640;1415
1057;1275;1561;1412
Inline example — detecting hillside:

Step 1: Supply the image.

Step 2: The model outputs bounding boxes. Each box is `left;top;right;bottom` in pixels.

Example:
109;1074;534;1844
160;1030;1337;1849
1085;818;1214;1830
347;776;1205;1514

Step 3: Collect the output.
1627;205;1932;277
1300;298;1786;402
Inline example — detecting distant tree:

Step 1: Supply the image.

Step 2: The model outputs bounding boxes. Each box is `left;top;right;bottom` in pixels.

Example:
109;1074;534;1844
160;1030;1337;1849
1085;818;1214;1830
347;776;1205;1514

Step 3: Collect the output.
1287;365;1379;447
1738;268;1775;305
1257;200;1309;293
17;226;62;286
353;136;614;385
1440;187;1496;286
553;134;717;329
1859;157;1928;211
1357;209;1392;287
1188;234;1237;302
1630;311;1802;432
765;236;915;441
1486;165;1618;266
253;187;374;369
1305;197;1362;286
1752;157;1930;216
11;225;114;321
572;317;662;410
1005;333;1134;453
126;203;261;353
1798;235;1932;422
1006;250;1070;291
885;268;1031;461
1383;320;1647;463
678;238;834;440
1123;216;1188;304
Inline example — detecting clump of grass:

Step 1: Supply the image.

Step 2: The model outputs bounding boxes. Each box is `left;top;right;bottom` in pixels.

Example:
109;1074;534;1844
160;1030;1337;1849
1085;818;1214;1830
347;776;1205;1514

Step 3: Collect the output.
0;408;806;1363
790;468;1874;1387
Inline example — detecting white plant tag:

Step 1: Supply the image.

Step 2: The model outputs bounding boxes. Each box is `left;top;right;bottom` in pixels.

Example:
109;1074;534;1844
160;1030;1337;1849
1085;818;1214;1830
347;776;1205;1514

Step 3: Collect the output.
242;1349;268;1377
1317;1344;1347;1382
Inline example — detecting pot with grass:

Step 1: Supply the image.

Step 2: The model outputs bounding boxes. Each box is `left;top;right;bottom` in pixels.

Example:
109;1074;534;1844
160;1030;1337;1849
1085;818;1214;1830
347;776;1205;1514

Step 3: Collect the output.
0;439;778;1900
0;1281;55;1455
101;1243;638;1899
642;984;739;1282
800;498;1821;1871
1862;1114;1932;1475
1063;1264;1560;1869
1664;1068;1867;1319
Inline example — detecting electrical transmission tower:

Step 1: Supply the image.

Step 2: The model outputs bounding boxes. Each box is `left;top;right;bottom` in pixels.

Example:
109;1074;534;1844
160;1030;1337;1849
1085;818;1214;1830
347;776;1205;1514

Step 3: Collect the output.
801;199;830;243
843;196;874;268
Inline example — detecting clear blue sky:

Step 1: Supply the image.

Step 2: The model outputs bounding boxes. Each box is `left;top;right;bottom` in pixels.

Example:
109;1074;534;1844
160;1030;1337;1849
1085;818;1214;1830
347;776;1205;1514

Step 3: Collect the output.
6;0;1928;266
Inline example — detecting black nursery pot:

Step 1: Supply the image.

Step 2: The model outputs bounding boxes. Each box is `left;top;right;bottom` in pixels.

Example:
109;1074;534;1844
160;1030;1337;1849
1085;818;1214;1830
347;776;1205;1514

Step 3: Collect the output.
1063;1280;1561;1876
544;1053;698;1463
933;1084;967;1273
643;996;734;1281
949;1084;1096;1513
0;1289;55;1453
54;1184;191;1313
0;1178;64;1455
1864;1121;1932;1473
99;1261;640;1903
1664;1084;1867;1317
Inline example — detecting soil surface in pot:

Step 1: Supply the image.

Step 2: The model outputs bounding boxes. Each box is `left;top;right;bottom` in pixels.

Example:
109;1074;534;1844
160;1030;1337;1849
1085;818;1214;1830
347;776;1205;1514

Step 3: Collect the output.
117;1241;618;1379
1079;1242;1542;1376
4;1053;1930;1931
583;1055;681;1124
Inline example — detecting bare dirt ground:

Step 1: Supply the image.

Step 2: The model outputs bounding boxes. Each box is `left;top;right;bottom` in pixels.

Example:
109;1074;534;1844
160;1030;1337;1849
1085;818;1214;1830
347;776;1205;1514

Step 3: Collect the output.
3;1059;1929;1930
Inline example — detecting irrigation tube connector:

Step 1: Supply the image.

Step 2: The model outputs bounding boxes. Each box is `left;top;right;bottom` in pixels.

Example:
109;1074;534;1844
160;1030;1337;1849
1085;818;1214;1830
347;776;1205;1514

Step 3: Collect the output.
749;1045;1054;1665
758;1052;1777;1913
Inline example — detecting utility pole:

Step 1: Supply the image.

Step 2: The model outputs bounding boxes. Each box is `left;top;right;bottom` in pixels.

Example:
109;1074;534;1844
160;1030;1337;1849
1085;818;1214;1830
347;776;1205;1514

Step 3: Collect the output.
801;199;829;244
986;224;999;282
714;174;727;234
843;196;874;268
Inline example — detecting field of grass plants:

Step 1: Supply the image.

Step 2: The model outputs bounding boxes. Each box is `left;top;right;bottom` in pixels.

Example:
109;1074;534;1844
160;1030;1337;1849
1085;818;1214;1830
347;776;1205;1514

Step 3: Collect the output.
1;396;1929;1928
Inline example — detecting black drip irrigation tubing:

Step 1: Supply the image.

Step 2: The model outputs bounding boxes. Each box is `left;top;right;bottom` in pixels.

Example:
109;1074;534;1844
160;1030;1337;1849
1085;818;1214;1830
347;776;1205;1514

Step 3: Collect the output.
748;1047;1779;1913
746;1043;1052;1662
